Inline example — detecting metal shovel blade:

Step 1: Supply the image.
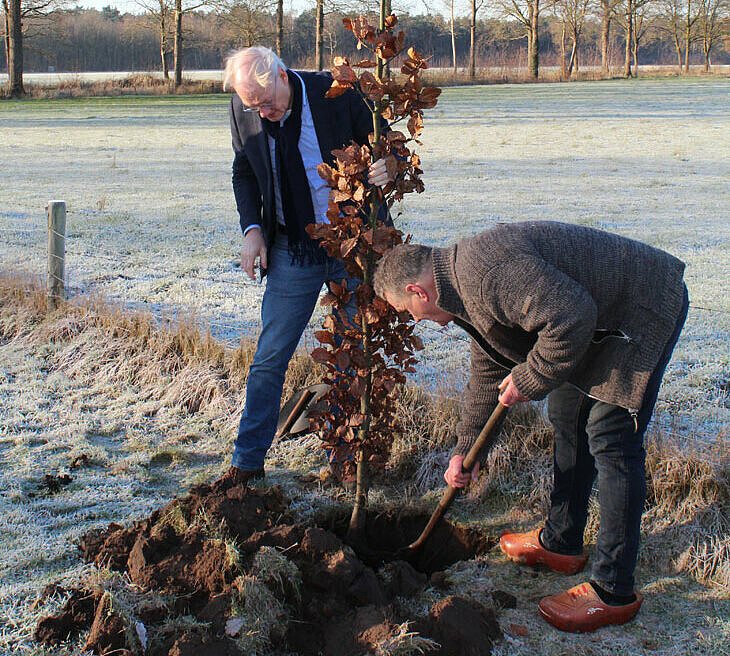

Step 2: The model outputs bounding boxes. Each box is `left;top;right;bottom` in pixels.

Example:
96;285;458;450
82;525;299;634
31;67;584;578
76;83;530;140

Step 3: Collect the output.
275;383;331;440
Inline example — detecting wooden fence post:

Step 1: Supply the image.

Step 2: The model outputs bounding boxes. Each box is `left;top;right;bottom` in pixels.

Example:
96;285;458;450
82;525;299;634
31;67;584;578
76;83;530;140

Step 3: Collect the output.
47;201;66;310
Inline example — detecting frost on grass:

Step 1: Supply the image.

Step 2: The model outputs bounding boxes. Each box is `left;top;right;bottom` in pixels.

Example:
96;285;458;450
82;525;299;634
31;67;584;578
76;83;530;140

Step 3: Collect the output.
1;79;727;438
0;80;729;655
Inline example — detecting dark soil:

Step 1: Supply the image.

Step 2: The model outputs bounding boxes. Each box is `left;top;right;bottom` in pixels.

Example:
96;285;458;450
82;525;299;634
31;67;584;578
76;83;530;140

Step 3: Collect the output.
35;477;502;655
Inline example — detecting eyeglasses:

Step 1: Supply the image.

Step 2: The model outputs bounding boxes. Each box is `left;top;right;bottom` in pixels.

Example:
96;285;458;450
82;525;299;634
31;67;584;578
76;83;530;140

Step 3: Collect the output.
241;70;278;113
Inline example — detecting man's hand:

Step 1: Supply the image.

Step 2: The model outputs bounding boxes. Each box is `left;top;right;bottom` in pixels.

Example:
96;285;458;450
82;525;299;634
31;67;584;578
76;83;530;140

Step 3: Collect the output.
368;157;395;187
498;373;529;407
241;228;267;281
444;454;479;488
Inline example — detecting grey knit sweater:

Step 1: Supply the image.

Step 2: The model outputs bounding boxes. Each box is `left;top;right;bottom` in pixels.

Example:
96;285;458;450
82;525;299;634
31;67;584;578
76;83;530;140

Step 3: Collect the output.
431;221;686;457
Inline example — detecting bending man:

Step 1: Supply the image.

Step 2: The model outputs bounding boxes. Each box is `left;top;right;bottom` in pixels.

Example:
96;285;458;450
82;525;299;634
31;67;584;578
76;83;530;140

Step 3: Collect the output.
373;220;688;633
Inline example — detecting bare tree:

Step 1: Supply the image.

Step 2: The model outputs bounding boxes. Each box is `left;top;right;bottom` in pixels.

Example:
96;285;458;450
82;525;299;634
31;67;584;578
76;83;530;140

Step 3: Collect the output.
657;0;684;67
469;0;484;77
275;0;282;54
623;0;634;75
3;0;67;97
213;0;275;50
449;0;457;74
556;0;590;76
316;0;323;69
697;0;727;70
495;0;542;78
4;0;21;96
169;0;210;86
594;0;623;72
137;0;172;79
683;0;701;69
631;0;652;70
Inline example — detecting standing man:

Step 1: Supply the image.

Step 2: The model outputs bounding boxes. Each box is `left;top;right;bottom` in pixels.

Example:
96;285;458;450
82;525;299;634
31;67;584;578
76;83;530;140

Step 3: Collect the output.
222;47;391;485
373;221;688;633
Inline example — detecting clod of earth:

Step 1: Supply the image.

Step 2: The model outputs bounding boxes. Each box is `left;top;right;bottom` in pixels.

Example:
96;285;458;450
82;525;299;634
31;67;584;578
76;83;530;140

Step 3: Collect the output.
36;478;502;655
30;473;73;497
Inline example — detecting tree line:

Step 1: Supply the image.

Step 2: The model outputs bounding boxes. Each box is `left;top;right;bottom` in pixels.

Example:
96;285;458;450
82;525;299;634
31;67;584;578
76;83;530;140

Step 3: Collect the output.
3;1;729;97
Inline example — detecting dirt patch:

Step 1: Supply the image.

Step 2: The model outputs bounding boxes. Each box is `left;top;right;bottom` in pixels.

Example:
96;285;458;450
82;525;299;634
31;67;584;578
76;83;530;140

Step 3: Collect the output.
36;478;502;655
327;508;495;574
28;472;73;497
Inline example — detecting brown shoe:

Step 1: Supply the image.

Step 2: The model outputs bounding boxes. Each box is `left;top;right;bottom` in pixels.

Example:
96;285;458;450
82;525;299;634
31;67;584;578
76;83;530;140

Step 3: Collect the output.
538;582;643;633
218;466;265;487
499;528;587;574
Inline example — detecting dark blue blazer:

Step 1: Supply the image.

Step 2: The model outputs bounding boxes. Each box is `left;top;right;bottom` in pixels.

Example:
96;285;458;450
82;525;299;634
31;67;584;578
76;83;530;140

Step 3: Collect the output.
229;70;389;248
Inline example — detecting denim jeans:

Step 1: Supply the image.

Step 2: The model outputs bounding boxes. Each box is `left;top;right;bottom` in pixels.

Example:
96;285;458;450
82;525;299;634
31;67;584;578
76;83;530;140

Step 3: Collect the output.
541;286;689;595
232;232;360;471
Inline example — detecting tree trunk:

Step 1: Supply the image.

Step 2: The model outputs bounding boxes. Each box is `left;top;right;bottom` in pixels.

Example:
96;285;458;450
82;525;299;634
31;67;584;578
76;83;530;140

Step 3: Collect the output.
469;0;476;78
3;0;10;79
275;0;283;56
315;0;323;71
560;24;567;78
623;0;633;78
348;0;388;542
568;37;576;77
450;0;457;75
7;0;22;98
173;0;182;87
684;0;691;72
384;0;391;77
160;19;169;79
601;11;611;73
632;17;639;71
703;40;710;71
528;0;539;79
673;31;682;71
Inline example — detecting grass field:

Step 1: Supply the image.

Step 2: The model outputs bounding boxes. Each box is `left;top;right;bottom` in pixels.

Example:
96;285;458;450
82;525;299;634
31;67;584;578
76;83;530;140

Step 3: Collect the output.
1;78;729;655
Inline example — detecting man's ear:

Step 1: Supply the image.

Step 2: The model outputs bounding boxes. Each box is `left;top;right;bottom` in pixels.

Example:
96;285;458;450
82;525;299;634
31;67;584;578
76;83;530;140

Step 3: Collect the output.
404;283;429;301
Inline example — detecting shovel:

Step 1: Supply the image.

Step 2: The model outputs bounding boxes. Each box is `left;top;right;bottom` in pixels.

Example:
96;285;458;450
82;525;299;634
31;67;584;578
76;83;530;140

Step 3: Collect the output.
403;402;508;555
275;383;331;440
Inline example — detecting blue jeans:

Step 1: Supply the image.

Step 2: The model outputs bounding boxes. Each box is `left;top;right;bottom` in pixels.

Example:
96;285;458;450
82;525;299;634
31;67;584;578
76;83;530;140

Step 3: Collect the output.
232;232;360;471
541;286;689;595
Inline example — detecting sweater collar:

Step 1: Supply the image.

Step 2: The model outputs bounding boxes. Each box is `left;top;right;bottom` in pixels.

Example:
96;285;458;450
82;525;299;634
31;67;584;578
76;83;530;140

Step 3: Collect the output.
431;245;467;319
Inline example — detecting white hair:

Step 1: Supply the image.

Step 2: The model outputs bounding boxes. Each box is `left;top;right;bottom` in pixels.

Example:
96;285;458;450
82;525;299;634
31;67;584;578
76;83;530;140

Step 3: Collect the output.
223;46;287;93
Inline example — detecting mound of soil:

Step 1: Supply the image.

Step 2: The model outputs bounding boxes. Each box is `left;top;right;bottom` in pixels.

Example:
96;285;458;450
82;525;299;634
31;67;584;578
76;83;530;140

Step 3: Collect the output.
36;478;502;655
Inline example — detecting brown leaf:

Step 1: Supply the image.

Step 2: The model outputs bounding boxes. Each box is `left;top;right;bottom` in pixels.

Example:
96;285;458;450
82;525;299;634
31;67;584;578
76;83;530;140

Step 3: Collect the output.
348;413;366;427
325;81;351;98
359;71;384;101
418;86;441;109
350;376;366;398
340;236;358;257
407;113;424;138
331;61;357;85
384;155;398;182
384;14;397;29
353;59;377;68
315;330;336;346
311;347;331;364
350;15;377;44
508;624;529;637
336;350;351;370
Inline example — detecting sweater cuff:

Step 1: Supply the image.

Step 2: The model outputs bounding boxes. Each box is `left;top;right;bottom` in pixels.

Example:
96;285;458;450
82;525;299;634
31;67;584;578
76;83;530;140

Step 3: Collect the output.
451;434;476;459
510;362;552;401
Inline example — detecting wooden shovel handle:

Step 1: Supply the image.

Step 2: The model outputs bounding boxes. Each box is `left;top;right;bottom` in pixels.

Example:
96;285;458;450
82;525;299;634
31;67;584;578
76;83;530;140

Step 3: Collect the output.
407;402;508;551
